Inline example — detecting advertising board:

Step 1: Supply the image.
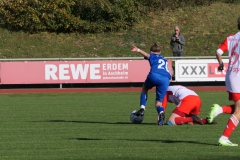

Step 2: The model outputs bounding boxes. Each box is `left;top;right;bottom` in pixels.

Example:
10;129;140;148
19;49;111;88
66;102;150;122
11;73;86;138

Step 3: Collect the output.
0;60;172;84
175;59;229;82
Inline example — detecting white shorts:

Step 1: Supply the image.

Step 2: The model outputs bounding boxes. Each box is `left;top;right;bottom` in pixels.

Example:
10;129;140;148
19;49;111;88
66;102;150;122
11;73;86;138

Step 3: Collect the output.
225;72;240;93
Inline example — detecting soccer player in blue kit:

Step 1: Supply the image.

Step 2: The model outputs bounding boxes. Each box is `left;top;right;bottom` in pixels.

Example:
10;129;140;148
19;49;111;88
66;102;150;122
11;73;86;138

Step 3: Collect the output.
131;43;172;125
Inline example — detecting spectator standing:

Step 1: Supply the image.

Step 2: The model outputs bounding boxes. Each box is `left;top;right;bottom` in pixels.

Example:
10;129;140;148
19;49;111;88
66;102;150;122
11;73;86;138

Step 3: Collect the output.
170;26;186;57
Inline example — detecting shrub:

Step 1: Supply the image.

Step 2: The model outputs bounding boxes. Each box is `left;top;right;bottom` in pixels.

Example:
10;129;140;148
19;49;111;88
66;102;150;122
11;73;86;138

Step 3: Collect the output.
0;0;140;33
0;0;80;32
72;0;140;32
0;0;238;33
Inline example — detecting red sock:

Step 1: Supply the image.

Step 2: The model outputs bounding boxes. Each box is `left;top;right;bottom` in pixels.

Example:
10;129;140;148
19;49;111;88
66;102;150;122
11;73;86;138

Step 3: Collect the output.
201;118;207;124
222;115;239;138
174;117;192;125
222;105;235;114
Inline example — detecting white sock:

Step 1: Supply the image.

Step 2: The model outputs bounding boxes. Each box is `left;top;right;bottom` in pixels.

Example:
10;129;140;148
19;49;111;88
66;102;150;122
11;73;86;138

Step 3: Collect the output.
219;135;228;141
213;107;223;118
140;105;145;110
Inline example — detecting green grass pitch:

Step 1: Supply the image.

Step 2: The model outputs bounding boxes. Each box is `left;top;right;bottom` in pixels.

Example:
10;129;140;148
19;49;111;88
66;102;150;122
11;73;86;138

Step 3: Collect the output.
0;91;239;160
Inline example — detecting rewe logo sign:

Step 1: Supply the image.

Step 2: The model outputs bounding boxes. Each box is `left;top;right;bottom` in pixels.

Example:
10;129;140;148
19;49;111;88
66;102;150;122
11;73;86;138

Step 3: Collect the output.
45;63;129;80
45;64;101;80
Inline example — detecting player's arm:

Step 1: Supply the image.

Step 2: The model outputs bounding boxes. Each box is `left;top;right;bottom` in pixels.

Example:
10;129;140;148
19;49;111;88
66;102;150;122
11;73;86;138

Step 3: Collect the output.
216;52;224;71
131;46;150;59
216;38;227;72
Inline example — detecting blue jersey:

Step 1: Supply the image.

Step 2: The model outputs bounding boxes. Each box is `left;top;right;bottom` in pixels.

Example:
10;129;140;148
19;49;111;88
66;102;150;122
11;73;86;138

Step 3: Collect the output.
147;54;171;79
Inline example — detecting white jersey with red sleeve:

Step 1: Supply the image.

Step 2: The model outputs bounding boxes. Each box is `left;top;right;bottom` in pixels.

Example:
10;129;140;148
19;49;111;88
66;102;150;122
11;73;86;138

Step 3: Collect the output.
217;31;240;92
217;32;240;77
162;85;198;108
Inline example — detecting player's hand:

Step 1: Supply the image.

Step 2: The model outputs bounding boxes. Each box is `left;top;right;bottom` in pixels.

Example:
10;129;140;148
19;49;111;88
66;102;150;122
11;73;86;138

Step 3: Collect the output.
131;46;138;52
218;63;224;72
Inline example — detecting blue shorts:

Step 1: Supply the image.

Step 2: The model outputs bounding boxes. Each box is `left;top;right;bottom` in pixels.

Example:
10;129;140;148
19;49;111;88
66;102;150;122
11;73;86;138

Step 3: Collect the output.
144;72;170;102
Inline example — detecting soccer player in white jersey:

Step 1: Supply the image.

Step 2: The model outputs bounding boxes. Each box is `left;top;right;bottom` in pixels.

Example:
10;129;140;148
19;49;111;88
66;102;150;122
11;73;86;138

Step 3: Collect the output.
207;17;240;146
162;85;214;125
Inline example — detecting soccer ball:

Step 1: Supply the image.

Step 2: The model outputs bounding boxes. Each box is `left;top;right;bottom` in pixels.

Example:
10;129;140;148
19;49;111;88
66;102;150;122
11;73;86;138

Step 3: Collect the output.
130;110;144;124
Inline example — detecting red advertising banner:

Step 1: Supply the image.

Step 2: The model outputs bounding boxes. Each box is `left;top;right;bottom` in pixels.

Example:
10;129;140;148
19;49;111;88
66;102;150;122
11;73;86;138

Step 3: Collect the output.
0;60;172;84
207;63;228;77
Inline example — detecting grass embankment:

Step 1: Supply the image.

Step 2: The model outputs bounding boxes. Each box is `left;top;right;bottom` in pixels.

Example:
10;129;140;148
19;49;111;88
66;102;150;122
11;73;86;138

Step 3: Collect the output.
0;2;240;58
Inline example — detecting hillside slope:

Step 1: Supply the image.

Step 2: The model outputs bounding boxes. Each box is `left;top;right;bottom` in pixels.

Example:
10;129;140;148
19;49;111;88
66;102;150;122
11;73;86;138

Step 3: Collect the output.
0;2;239;58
